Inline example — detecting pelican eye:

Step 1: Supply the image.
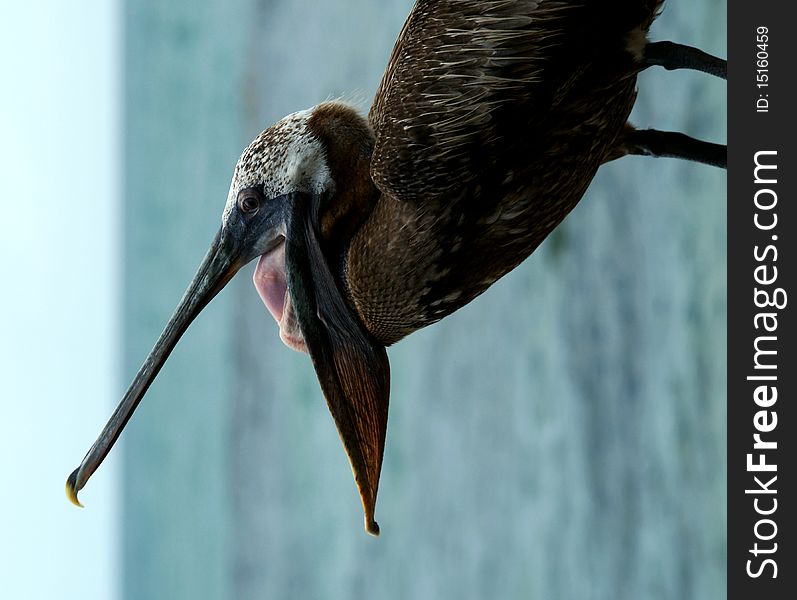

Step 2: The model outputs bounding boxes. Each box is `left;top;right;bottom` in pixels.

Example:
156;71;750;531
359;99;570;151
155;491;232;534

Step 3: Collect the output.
238;191;260;215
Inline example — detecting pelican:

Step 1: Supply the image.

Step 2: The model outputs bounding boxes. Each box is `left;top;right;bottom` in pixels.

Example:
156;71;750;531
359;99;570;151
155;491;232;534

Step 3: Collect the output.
68;0;726;535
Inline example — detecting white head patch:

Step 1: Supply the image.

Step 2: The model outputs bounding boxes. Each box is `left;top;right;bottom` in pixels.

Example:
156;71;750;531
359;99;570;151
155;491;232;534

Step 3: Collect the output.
223;108;332;221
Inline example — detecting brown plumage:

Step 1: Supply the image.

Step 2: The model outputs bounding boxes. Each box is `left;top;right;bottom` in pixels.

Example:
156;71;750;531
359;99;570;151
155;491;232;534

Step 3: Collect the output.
350;0;664;344
67;0;725;535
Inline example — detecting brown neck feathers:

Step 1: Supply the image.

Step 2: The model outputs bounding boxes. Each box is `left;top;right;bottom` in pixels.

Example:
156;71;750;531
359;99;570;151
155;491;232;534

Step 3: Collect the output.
306;102;380;248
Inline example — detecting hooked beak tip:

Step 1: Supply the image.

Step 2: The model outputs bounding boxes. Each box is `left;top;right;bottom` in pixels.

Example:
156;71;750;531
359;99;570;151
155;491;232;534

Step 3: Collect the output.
66;469;84;508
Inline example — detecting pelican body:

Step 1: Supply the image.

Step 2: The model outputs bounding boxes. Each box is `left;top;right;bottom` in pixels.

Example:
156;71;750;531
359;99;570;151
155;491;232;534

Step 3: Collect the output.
68;0;726;534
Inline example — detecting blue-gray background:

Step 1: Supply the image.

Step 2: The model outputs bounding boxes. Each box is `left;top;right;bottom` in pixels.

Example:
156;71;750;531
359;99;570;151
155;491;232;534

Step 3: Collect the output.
124;1;726;598
4;1;726;599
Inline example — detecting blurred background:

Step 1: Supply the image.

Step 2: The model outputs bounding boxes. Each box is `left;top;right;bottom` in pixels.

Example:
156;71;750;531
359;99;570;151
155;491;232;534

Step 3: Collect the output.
1;1;726;599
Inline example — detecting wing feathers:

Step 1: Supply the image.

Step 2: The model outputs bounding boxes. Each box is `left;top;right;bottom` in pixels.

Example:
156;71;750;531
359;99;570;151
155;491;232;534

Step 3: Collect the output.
368;1;661;204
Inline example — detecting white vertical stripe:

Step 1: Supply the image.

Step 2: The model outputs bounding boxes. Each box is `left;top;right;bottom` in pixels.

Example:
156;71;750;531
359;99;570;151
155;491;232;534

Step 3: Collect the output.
0;1;121;599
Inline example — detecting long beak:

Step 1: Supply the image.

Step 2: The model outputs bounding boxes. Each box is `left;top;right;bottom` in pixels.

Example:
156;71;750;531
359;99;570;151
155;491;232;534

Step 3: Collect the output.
285;196;390;536
66;228;242;506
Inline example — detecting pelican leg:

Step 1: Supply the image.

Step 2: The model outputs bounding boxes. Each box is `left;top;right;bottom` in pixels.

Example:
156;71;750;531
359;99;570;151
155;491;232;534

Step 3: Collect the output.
643;41;727;80
613;128;726;169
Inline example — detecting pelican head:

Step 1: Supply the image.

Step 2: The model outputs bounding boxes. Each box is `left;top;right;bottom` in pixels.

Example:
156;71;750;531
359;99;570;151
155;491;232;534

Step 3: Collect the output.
67;102;389;535
224;108;337;352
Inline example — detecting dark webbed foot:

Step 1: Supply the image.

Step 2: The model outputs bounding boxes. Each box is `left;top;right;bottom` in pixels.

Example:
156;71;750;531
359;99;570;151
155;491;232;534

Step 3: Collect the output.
643;41;727;80
606;127;726;169
615;41;727;169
